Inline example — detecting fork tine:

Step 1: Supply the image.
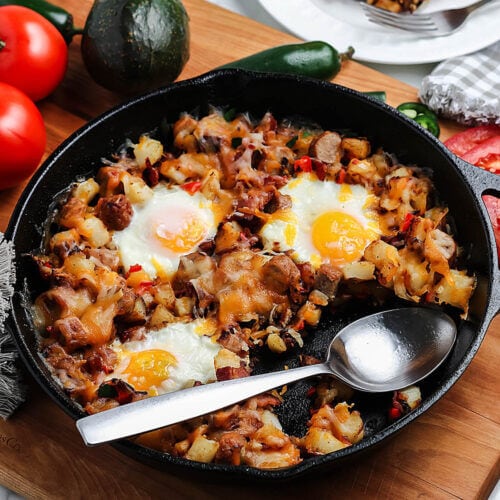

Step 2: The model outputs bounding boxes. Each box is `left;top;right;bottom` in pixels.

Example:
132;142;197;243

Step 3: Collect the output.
362;4;434;27
361;0;492;37
361;4;438;30
363;13;437;30
361;3;433;22
365;16;438;32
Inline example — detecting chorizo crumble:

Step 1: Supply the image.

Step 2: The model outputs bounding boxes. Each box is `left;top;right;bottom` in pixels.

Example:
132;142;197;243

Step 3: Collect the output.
32;109;475;469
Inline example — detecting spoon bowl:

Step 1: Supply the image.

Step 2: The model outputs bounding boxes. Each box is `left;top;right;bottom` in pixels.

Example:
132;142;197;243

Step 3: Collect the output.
76;307;457;446
328;307;457;392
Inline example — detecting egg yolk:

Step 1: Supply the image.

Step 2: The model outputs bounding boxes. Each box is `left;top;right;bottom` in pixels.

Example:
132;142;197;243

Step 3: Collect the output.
312;211;370;265
123;349;176;392
154;212;207;254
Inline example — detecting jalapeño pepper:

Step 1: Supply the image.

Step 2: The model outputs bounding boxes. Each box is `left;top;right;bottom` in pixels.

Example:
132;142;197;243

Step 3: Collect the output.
218;42;355;81
397;102;440;138
363;91;387;102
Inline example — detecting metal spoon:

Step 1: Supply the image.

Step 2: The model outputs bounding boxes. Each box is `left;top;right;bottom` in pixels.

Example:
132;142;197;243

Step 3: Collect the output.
76;307;456;446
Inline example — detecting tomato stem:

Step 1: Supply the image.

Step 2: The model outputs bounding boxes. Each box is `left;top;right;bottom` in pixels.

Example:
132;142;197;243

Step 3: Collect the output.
0;39;5;51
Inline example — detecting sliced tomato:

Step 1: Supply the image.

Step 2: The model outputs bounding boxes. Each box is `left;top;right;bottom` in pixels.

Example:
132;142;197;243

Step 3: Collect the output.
444;125;500;157
482;195;500;258
445;126;500;259
476;154;500;173
462;136;500;172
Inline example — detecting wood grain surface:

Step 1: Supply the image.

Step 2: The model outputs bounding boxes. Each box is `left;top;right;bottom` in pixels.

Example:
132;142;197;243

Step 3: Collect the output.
0;1;498;498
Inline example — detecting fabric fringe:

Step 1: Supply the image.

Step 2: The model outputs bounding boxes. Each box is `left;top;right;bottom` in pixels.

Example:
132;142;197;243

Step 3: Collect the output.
0;234;25;419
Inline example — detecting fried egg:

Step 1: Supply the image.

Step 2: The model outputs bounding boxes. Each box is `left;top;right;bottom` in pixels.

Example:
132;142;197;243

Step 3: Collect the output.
113;184;223;279
109;319;220;396
260;173;381;268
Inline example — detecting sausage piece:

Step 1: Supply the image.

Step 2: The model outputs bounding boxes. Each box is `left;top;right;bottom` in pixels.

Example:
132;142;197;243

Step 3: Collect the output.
309;131;342;164
314;264;342;299
262;254;301;294
95;194;133;231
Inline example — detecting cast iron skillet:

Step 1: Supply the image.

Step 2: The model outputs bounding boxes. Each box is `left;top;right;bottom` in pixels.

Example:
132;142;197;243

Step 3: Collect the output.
6;70;500;481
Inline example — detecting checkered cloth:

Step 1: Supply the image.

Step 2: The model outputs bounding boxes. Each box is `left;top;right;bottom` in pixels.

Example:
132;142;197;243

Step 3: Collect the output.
0;233;25;419
419;40;500;126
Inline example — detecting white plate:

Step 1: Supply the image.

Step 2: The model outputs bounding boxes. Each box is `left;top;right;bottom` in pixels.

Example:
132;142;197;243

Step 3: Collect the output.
258;0;500;64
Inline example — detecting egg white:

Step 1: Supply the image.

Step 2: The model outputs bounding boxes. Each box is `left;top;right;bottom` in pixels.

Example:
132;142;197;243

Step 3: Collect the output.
112;184;219;279
260;173;381;268
109;319;220;396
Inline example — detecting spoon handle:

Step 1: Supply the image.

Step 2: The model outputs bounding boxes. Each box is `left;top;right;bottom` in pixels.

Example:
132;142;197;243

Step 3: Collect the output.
77;362;331;446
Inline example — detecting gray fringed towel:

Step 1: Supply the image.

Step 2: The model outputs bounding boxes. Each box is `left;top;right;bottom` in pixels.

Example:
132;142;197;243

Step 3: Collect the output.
419;41;500;126
0;232;25;419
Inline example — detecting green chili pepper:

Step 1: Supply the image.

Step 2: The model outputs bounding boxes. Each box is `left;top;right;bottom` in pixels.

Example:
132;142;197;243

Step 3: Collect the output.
396;101;440;138
0;0;82;43
363;91;387;102
217;42;355;81
414;114;440;138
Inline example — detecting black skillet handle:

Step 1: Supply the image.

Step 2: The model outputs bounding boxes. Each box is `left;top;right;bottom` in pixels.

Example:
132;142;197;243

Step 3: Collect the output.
455;158;500;318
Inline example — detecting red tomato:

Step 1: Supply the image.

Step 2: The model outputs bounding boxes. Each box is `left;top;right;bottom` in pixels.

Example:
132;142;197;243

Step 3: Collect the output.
483;195;500;258
462;136;500;172
0;82;46;190
444;125;500;157
477;153;500;172
0;5;68;101
445;126;500;258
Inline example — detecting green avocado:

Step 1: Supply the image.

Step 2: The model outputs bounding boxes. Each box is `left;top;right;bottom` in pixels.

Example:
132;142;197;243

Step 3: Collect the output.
81;0;190;94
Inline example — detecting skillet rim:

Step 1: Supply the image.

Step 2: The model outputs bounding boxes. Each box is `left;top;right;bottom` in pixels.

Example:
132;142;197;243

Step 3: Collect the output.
5;69;498;481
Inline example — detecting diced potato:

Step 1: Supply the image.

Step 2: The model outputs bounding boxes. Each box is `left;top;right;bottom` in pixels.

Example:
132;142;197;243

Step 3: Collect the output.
267;333;287;354
214;348;241;370
77;216;110;247
301;427;348;454
150;304;176;328
396;385;422;411
314;380;354;407
122;173;153;204
331;402;364;444
346;159;377;185
424;229;456;276
160;153;211;184
308;289;329;306
342;261;375;281
153;282;176;309
364;240;399;287
242;425;301;468
215;221;242;254
126;268;152;288
73;178;100;204
174;296;195;316
432;269;475;315
372;151;391;177
261;409;283;430
134;135;163;168
174;439;190;455
395;248;430;299
64;252;95;276
185;436;219;463
425;207;448;227
297;301;321;326
49;229;81;257
341;137;371;160
385;166;413;181
201;168;222;200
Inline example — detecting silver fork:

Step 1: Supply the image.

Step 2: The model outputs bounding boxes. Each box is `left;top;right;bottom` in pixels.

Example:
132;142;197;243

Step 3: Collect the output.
361;0;494;37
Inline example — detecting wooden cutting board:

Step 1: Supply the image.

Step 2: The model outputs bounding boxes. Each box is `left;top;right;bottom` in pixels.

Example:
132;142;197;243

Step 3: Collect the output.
0;1;498;498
